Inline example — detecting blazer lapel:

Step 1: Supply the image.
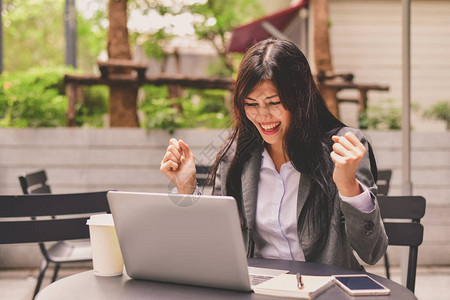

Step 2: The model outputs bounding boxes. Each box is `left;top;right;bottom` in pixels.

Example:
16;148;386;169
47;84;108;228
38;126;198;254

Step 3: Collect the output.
241;148;262;233
296;173;314;258
296;173;311;220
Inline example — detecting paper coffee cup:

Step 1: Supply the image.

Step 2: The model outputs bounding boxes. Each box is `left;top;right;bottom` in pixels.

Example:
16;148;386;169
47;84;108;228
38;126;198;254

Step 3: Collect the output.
87;214;124;276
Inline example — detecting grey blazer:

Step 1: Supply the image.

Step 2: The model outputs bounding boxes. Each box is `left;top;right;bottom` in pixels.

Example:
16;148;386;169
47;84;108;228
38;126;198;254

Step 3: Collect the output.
214;127;388;271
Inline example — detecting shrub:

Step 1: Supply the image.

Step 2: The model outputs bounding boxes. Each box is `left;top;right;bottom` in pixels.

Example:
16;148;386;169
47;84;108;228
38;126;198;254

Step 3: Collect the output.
0;67;230;130
359;99;402;130
423;101;450;130
139;85;231;133
0;66;71;127
75;85;109;127
0;66;109;128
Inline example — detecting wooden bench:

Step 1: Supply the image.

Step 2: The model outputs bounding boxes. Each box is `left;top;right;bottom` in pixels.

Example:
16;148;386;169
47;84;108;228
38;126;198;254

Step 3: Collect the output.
316;71;389;113
319;81;389;113
97;59;148;81
316;70;354;83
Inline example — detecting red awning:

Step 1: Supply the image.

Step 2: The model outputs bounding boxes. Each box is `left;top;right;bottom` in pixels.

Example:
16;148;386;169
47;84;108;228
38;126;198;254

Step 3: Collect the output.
228;1;308;53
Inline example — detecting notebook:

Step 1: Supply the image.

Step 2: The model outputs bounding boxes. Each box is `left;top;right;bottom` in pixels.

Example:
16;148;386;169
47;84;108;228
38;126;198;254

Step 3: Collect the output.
107;191;288;291
253;274;334;299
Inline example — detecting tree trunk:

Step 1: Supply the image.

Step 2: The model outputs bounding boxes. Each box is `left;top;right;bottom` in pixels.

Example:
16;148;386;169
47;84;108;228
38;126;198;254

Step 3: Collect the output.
312;0;339;118
107;0;139;127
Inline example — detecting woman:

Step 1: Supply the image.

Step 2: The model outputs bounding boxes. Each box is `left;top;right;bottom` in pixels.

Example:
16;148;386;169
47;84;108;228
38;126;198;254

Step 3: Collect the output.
160;38;387;270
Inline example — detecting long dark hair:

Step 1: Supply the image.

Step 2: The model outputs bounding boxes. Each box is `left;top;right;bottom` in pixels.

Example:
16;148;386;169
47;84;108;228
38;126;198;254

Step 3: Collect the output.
209;38;345;255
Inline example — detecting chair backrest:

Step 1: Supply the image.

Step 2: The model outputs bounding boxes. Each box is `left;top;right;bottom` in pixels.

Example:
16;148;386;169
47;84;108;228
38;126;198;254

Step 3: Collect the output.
376;169;392;196
19;170;51;194
377;195;426;292
0;191;109;244
196;165;212;187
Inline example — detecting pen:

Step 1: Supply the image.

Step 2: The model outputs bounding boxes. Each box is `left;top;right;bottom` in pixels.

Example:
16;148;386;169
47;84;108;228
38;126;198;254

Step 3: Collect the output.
296;273;304;289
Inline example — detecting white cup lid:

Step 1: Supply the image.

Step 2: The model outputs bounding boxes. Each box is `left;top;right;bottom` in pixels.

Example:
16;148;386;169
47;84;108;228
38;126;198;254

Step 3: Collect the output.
86;214;115;226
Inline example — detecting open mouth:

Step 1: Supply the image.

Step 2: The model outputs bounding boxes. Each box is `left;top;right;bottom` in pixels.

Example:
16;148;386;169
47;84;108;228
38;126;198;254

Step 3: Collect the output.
260;122;281;134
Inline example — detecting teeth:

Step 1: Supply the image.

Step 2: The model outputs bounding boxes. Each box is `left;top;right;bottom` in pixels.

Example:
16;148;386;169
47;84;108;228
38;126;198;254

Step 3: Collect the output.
261;122;280;131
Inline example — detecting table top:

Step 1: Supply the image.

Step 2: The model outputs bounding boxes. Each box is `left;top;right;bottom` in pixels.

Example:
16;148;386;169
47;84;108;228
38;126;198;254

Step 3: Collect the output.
36;259;416;300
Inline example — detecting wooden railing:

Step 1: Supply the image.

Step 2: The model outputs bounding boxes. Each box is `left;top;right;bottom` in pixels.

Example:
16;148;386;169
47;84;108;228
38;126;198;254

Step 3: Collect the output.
64;60;388;126
64;59;235;126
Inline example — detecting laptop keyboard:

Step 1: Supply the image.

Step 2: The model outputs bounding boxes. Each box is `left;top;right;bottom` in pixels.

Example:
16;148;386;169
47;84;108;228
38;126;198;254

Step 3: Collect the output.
249;274;274;286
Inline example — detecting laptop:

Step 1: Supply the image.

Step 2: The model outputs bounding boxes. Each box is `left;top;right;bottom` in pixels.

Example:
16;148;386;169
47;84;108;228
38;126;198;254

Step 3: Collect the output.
107;191;288;291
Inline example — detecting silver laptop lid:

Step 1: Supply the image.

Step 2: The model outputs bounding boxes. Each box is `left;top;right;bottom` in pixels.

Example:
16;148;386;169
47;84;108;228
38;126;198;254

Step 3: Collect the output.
107;191;251;291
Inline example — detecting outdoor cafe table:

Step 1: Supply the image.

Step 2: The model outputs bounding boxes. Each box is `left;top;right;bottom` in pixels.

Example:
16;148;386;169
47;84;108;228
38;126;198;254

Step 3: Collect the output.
36;258;417;300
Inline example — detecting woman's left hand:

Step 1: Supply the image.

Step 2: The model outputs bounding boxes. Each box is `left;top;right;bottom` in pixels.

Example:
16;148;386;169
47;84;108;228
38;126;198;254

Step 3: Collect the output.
330;132;366;197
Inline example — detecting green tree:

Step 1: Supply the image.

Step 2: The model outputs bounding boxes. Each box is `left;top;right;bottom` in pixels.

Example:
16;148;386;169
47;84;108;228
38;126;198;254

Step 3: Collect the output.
133;0;263;76
3;0;65;71
77;8;108;72
2;0;106;73
190;0;263;75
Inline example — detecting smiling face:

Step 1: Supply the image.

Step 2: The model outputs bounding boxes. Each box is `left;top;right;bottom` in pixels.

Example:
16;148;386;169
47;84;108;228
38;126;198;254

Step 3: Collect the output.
244;81;291;150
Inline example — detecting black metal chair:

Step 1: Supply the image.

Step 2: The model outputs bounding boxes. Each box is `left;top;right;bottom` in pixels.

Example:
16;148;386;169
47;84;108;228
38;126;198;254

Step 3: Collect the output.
195;165;211;187
377;195;426;293
18;170;51;194
376;169;393;279
0;191;109;299
196;164;221;194
377;169;392;197
18;170;105;299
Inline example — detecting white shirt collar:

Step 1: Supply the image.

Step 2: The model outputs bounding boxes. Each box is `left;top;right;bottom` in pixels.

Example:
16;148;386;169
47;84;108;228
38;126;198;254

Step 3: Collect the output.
261;147;295;172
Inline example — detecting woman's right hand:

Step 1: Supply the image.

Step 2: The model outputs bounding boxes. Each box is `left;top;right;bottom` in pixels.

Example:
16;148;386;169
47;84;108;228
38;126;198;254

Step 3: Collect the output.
160;138;197;194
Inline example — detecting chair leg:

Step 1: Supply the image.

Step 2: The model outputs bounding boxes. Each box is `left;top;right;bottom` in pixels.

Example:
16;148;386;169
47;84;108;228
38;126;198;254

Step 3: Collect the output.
406;247;418;293
33;260;49;299
384;253;391;279
51;263;61;283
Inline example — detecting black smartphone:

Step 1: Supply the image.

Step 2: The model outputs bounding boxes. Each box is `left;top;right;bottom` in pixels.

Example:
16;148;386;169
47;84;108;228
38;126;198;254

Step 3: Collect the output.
332;274;390;296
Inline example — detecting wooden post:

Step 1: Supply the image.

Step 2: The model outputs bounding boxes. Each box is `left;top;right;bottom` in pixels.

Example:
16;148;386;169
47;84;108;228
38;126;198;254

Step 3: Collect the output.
66;84;76;127
358;88;369;113
168;48;183;113
66;83;83;127
312;0;339;118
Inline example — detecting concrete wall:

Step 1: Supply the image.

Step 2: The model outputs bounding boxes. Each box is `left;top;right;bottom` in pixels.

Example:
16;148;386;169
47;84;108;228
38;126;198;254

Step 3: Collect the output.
0;128;448;267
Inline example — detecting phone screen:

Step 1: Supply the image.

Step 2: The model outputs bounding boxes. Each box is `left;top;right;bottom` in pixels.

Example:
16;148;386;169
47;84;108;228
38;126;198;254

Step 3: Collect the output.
334;275;385;290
